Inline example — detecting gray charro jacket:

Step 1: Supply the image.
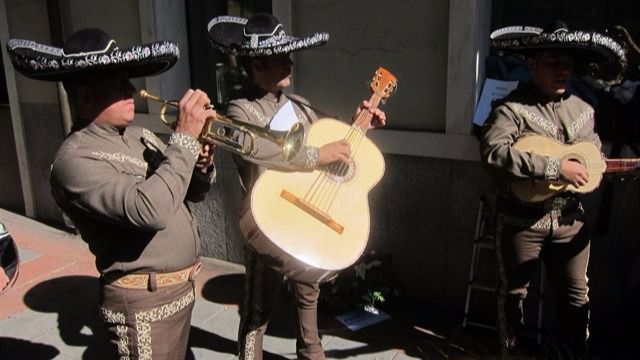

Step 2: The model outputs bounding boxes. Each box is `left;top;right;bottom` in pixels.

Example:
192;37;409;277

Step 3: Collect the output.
226;87;321;200
480;83;601;222
481;83;601;191
50;122;214;274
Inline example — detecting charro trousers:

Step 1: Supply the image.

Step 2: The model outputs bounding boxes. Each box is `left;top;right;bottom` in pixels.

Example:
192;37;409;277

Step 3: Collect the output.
100;279;195;360
495;210;590;358
238;247;325;360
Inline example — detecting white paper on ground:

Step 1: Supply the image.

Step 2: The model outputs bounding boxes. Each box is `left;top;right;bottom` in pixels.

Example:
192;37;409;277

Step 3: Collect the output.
335;307;391;331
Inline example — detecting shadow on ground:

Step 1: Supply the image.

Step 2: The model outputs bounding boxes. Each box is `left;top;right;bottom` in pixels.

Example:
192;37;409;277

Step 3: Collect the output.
20;276;113;359
0;337;59;360
200;273;504;359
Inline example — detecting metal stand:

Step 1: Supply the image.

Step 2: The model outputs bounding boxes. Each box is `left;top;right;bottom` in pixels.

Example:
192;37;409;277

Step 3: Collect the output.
463;195;545;345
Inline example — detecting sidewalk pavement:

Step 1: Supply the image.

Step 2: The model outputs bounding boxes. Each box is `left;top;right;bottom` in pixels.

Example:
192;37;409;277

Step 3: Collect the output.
0;208;494;360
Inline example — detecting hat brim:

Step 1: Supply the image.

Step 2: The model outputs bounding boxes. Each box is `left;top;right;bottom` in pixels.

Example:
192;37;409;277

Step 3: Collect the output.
6;38;179;82
491;27;627;74
207;16;329;57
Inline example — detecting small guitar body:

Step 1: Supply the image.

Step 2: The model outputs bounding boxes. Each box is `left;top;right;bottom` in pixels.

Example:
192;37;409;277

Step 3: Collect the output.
510;135;606;202
249;67;397;283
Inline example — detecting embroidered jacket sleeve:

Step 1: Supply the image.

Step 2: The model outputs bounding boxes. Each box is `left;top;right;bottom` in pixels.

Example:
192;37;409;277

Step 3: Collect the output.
51;131;202;231
566;98;601;150
226;101;319;171
481;102;560;181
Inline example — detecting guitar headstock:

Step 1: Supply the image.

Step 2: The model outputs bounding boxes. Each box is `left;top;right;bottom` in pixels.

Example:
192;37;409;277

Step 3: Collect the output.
370;67;397;99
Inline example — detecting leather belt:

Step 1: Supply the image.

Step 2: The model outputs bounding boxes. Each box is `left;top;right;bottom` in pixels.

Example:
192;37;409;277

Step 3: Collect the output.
103;262;202;290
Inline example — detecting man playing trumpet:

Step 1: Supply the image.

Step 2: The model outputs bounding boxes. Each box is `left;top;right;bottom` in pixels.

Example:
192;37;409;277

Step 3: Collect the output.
7;28;216;359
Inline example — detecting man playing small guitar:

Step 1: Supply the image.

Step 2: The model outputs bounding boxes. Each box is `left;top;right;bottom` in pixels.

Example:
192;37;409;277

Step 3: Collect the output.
208;14;386;360
480;21;627;359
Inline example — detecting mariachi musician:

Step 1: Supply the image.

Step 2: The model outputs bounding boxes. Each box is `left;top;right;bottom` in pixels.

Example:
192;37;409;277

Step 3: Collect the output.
480;21;626;359
7;28;216;359
207;13;387;360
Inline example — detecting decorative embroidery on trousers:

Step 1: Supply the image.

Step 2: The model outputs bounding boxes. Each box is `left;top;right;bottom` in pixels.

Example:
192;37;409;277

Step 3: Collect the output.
100;289;195;360
495;214;510;350
239;249;264;360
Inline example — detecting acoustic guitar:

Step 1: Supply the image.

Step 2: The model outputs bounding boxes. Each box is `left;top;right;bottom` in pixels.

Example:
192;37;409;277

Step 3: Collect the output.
250;67;397;282
511;134;640;202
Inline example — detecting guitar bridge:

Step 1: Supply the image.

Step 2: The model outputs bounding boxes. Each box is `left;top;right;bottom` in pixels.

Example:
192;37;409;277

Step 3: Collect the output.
280;189;344;234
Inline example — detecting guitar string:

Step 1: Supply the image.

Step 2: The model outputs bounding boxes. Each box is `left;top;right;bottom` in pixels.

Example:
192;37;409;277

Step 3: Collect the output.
317;118;366;212
306;97;380;212
301;90;384;213
304;122;361;209
323;112;372;212
305;107;373;213
325;116;371;212
302;114;363;208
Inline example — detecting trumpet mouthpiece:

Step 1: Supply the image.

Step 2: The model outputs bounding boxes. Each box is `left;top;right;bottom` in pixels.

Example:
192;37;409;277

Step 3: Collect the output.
138;89;165;103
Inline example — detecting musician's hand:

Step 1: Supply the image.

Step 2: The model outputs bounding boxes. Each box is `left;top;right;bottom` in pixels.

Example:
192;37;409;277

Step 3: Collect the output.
196;144;215;174
354;100;386;129
175;89;216;139
318;139;351;165
560;159;589;187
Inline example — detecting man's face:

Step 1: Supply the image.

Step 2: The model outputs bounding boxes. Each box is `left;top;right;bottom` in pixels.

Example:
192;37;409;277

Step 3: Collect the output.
94;72;136;127
253;53;293;92
84;71;136;128
527;51;574;98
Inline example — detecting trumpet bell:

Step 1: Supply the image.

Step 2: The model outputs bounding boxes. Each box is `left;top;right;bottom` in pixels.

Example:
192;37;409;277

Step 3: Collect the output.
283;122;304;161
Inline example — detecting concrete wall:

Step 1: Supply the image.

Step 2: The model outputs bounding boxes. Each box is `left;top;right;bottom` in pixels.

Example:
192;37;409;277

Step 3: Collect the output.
3;0;66;223
0;0;511;309
0;106;24;213
0;0;496;306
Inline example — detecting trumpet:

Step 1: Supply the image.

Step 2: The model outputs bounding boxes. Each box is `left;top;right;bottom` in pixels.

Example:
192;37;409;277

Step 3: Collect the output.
139;90;304;161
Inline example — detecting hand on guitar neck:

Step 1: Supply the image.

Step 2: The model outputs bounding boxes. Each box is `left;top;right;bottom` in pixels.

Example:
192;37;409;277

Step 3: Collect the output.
355;99;387;129
560;159;590;188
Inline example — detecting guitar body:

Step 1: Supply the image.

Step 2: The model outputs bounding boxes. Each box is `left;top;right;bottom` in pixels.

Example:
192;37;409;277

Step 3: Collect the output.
511;135;606;202
250;118;385;281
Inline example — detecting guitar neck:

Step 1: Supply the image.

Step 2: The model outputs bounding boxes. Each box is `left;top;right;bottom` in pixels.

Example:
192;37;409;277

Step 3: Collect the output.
605;158;640;173
352;93;382;133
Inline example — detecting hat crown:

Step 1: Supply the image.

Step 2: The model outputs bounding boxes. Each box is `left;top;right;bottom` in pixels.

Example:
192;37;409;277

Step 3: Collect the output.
63;28;116;56
207;13;328;57
243;13;285;49
542;20;569;35
244;13;282;36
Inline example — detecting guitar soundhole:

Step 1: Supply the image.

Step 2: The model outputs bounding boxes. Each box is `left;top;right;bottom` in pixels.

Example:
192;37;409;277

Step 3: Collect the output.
565;155;587;169
323;161;356;182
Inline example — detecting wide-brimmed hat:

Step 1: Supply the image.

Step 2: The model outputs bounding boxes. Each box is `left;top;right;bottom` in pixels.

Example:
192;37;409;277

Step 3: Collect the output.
207;13;329;57
490;21;627;73
6;28;180;81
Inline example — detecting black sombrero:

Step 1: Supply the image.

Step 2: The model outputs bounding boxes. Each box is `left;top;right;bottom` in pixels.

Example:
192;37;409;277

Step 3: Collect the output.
6;28;180;81
207;13;329;57
491;21;627;74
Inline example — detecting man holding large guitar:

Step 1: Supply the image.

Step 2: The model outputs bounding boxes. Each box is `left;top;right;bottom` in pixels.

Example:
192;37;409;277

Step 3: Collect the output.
480;21;626;359
208;14;387;360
